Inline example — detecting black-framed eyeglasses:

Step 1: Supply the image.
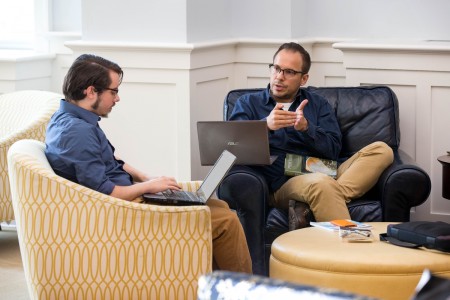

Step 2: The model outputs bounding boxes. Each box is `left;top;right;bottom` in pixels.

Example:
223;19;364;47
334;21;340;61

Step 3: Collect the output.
269;64;304;78
104;87;119;96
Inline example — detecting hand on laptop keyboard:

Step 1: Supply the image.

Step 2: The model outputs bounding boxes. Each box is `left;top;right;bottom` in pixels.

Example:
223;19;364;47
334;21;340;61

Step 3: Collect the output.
162;189;196;201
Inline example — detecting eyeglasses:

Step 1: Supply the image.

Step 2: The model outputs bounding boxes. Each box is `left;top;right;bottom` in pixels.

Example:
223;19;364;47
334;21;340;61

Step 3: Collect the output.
269;64;304;79
104;87;119;96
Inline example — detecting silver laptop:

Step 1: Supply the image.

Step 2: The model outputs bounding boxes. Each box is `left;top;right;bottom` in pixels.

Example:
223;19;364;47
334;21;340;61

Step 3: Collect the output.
197;121;278;166
143;150;236;205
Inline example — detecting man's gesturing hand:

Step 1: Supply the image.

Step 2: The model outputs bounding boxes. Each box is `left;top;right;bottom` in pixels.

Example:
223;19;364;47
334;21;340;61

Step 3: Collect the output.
294;99;309;132
266;103;297;130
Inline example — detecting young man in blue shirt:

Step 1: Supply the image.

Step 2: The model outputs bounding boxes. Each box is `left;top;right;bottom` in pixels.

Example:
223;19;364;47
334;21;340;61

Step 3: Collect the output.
230;42;394;226
45;54;252;273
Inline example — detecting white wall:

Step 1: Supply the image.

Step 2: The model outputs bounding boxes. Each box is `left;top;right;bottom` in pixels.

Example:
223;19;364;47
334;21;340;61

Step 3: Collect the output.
72;0;450;44
81;0;187;42
51;0;81;31
305;0;450;40
230;0;294;39
291;0;309;38
187;0;231;42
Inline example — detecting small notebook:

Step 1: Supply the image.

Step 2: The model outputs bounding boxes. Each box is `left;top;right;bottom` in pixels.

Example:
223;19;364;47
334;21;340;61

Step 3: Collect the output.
284;153;337;178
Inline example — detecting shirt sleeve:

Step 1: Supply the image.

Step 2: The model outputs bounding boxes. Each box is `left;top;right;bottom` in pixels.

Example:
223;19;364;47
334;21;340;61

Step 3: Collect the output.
62;125;116;194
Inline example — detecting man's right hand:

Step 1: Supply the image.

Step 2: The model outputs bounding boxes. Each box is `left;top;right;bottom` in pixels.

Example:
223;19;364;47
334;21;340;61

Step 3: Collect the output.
267;103;297;130
111;176;181;201
146;176;181;194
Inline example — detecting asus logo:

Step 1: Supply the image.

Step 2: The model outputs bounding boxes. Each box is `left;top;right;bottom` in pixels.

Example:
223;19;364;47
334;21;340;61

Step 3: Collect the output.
227;142;239;146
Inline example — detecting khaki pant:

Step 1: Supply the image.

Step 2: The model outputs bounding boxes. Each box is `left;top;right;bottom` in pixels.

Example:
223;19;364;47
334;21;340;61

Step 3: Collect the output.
274;141;394;221
208;198;252;273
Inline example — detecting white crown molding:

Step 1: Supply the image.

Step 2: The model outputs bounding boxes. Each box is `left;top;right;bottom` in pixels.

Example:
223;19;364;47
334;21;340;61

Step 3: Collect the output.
64;37;348;52
334;39;450;53
334;39;450;72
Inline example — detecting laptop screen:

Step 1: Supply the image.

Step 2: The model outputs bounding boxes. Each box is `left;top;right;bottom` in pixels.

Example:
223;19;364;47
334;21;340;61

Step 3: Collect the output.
197;150;236;200
197;121;274;166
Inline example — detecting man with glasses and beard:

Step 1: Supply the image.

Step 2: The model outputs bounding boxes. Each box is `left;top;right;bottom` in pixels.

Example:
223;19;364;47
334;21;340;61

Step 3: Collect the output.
229;42;394;228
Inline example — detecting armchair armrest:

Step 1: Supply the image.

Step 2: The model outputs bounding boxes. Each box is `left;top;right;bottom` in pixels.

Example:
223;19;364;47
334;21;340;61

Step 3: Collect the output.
374;149;431;221
217;165;270;275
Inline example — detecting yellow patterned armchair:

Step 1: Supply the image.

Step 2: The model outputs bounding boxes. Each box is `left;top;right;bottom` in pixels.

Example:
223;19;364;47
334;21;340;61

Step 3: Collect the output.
0;90;61;224
8;139;213;300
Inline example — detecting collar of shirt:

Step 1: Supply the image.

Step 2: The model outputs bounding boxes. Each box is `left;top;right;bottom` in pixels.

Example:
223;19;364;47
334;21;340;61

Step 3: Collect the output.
60;99;100;125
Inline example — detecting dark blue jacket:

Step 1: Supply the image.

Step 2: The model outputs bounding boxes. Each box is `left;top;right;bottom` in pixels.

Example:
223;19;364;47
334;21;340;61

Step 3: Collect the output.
229;85;342;191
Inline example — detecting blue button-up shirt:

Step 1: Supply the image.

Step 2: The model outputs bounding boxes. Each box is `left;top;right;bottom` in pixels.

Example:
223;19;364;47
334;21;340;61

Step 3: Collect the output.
45;100;133;195
229;85;342;192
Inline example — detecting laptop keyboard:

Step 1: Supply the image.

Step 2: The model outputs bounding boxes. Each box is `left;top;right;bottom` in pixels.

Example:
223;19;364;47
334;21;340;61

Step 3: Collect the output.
161;189;199;202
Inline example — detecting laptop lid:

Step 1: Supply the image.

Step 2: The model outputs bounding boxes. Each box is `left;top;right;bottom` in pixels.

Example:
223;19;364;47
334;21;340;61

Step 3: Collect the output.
195;149;236;201
197;121;277;166
143;150;236;205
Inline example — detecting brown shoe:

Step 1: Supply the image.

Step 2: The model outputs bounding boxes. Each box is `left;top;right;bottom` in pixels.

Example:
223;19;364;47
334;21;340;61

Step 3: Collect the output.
288;200;313;231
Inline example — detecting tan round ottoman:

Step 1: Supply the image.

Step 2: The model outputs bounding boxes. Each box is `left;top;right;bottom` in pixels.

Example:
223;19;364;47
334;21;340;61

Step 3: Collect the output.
270;222;450;300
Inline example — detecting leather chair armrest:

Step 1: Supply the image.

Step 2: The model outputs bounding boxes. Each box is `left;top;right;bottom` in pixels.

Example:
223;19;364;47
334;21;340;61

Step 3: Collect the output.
374;149;431;221
218;165;270;214
217;165;270;275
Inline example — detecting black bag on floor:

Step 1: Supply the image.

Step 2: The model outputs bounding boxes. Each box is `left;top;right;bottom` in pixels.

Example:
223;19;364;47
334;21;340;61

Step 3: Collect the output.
380;221;450;253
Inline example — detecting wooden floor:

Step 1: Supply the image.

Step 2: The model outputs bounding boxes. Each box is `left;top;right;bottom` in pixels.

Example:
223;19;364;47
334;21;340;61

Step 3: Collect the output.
0;224;29;300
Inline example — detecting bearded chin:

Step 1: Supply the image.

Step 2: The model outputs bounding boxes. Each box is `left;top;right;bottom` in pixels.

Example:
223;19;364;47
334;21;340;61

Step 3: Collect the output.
270;88;290;101
91;98;109;118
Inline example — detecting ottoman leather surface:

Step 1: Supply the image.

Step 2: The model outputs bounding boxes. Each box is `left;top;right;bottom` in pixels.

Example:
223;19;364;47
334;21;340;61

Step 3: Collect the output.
270;222;450;300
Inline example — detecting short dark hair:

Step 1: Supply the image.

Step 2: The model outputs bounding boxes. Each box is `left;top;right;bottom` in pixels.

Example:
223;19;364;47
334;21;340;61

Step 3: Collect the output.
62;54;123;101
273;42;311;74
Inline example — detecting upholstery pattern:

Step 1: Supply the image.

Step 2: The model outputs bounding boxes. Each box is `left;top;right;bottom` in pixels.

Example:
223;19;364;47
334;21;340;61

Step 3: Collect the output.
8;139;212;300
0;90;61;222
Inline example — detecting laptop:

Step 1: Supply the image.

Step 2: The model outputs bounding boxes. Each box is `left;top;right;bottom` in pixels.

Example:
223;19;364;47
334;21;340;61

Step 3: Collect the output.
197;120;278;166
142;150;236;205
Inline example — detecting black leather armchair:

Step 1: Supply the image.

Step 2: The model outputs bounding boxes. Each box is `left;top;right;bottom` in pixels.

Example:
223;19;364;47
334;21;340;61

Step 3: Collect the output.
217;86;431;276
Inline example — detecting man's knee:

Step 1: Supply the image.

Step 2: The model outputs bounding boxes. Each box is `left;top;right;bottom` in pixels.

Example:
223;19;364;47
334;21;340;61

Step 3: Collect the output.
364;141;394;164
215;206;240;229
303;173;335;191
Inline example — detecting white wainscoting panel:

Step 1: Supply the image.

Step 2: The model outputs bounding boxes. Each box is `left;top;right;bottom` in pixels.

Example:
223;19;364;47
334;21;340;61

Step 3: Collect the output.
430;86;450;215
308;41;346;87
0;51;55;94
190;66;233;180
